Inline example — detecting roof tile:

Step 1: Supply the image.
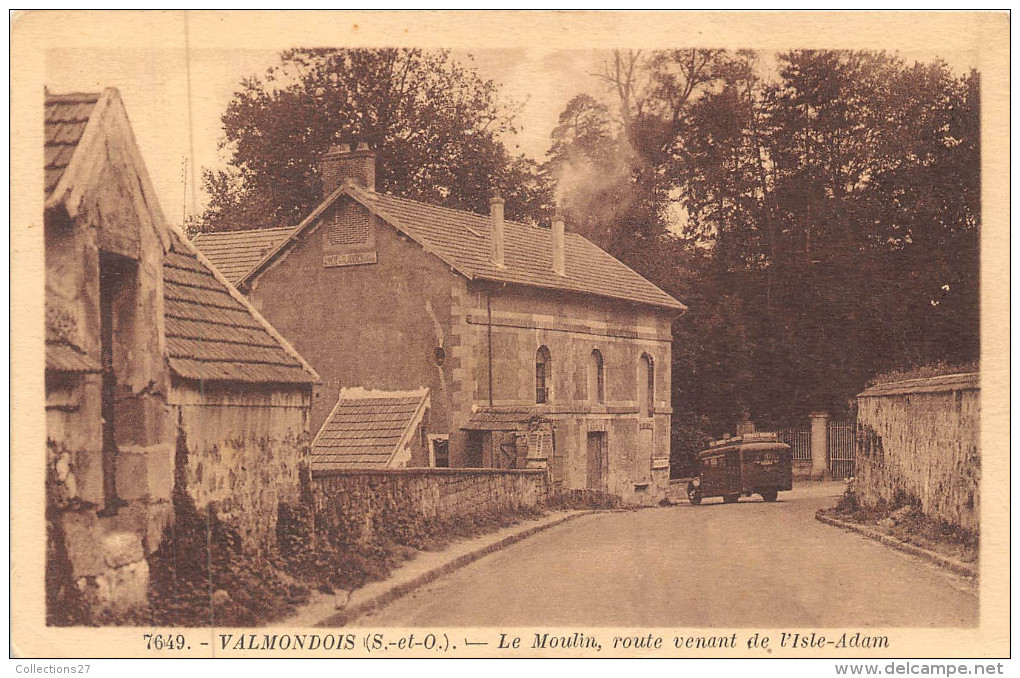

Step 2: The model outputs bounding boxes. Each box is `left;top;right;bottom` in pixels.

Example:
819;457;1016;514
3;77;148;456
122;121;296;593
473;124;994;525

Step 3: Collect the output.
311;389;429;471
355;187;683;310
192;185;685;311
163;233;315;384
43;90;315;387
44;92;100;195
46;342;101;373
858;372;980;398
192;226;297;282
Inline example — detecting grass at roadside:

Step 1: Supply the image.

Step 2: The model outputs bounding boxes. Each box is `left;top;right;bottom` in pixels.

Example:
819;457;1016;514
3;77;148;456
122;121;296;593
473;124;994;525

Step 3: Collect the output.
817;483;978;566
138;502;553;627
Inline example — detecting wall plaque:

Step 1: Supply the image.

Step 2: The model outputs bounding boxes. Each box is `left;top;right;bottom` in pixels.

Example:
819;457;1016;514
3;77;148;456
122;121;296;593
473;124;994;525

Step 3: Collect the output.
323;251;377;268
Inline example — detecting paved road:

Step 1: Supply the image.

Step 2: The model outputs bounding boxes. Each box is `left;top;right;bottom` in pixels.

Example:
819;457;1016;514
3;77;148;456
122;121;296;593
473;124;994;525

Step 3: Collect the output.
360;482;977;627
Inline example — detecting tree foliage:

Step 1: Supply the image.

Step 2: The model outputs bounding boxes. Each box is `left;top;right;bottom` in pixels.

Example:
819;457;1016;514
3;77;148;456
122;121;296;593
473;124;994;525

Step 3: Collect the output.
198;48;551;232
548;49;980;448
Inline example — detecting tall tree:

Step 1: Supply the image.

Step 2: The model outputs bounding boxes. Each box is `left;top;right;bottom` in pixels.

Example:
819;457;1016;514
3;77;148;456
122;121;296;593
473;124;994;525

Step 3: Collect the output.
547;50;731;262
198;48;551;232
544;94;632;250
550;48;980;444
671;50;980;424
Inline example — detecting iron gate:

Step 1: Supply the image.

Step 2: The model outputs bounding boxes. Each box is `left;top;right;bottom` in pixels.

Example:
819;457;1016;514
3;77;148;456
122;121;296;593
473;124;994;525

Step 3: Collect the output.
828;419;856;479
776;428;811;462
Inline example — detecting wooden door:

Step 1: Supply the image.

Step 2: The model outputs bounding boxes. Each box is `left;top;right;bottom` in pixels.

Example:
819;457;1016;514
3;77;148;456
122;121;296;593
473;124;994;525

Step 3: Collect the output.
586;432;607;492
636;426;654;484
465;431;484;468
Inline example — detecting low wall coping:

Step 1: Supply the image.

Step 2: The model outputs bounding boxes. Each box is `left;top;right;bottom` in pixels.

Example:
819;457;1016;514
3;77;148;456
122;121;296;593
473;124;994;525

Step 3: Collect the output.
857;372;979;399
312;467;547;479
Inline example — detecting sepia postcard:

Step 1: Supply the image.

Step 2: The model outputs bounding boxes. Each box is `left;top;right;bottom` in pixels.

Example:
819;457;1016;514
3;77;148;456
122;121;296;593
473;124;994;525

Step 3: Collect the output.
10;10;1010;661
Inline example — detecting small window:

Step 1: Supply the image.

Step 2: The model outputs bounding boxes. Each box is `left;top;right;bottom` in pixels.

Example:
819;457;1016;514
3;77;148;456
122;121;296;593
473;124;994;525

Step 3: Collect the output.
590;349;605;404
433;346;446;366
430;436;450;468
641;353;655;417
536;345;551;404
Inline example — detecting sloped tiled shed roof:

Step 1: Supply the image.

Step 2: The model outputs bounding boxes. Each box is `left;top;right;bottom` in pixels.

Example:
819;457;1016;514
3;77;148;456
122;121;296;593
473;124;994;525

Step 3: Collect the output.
193;183;685;311
311;388;430;471
44;91;100;196
191;226;296;283
45;342;101;373
45;89;317;385
163;233;318;384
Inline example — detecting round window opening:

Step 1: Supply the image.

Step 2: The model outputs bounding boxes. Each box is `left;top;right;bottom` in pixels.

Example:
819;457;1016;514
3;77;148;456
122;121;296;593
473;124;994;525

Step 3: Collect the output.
433;346;446;366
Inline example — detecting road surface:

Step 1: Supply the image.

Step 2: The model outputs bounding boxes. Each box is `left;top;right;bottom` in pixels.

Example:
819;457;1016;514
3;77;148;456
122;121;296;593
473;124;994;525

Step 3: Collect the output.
359;482;977;627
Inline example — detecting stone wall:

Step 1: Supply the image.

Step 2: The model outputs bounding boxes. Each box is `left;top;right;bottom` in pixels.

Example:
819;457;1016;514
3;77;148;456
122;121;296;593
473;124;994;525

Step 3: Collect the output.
311;468;548;545
170;383;312;552
855;374;980;533
667;478;692;504
45;151;174;621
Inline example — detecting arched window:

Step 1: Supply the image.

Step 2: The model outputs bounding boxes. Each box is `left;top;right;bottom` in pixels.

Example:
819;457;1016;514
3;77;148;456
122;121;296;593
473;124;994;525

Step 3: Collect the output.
590;349;605;404
535;345;551;404
641;353;655;417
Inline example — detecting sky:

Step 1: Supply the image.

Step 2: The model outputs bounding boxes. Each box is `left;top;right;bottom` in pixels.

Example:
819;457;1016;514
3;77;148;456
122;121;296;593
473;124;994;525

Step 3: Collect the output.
45;44;977;229
45;46;615;227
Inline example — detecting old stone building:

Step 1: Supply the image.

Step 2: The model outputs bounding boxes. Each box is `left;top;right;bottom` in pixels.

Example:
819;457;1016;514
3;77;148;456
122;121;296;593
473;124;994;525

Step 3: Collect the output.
44;89;318;620
194;144;685;505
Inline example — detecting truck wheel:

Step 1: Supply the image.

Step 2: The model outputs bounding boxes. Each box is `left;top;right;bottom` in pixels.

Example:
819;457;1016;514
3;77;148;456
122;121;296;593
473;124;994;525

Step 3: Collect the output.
761;489;778;502
687;484;702;506
723;494;739;504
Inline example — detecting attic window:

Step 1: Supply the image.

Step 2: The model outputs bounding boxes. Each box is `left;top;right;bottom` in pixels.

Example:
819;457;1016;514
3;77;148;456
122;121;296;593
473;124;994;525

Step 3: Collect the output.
327;201;370;247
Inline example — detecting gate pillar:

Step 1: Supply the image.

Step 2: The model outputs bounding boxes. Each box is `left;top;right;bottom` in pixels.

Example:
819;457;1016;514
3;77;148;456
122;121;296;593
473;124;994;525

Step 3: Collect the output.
809;412;830;480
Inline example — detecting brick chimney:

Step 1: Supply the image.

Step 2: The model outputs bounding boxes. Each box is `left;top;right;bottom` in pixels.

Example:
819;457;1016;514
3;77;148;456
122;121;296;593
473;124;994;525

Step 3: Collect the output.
552;214;566;276
490;191;505;268
319;142;376;195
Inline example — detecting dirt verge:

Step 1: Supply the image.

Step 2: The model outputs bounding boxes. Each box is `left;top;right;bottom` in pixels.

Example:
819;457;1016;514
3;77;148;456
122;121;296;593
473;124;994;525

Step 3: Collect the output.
816;484;978;578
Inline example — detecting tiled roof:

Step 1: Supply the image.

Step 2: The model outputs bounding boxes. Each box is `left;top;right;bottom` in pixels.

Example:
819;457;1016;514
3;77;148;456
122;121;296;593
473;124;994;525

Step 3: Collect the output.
196;183;685;310
191;226;296;284
43;90;315;385
311;388;429;471
163;233;317;384
350;186;685;311
44;91;100;197
46;342;101;373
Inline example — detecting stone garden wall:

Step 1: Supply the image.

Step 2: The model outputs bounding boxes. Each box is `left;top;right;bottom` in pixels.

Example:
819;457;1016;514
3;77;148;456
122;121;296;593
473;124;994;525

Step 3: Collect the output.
311;468;548;545
855;373;980;533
